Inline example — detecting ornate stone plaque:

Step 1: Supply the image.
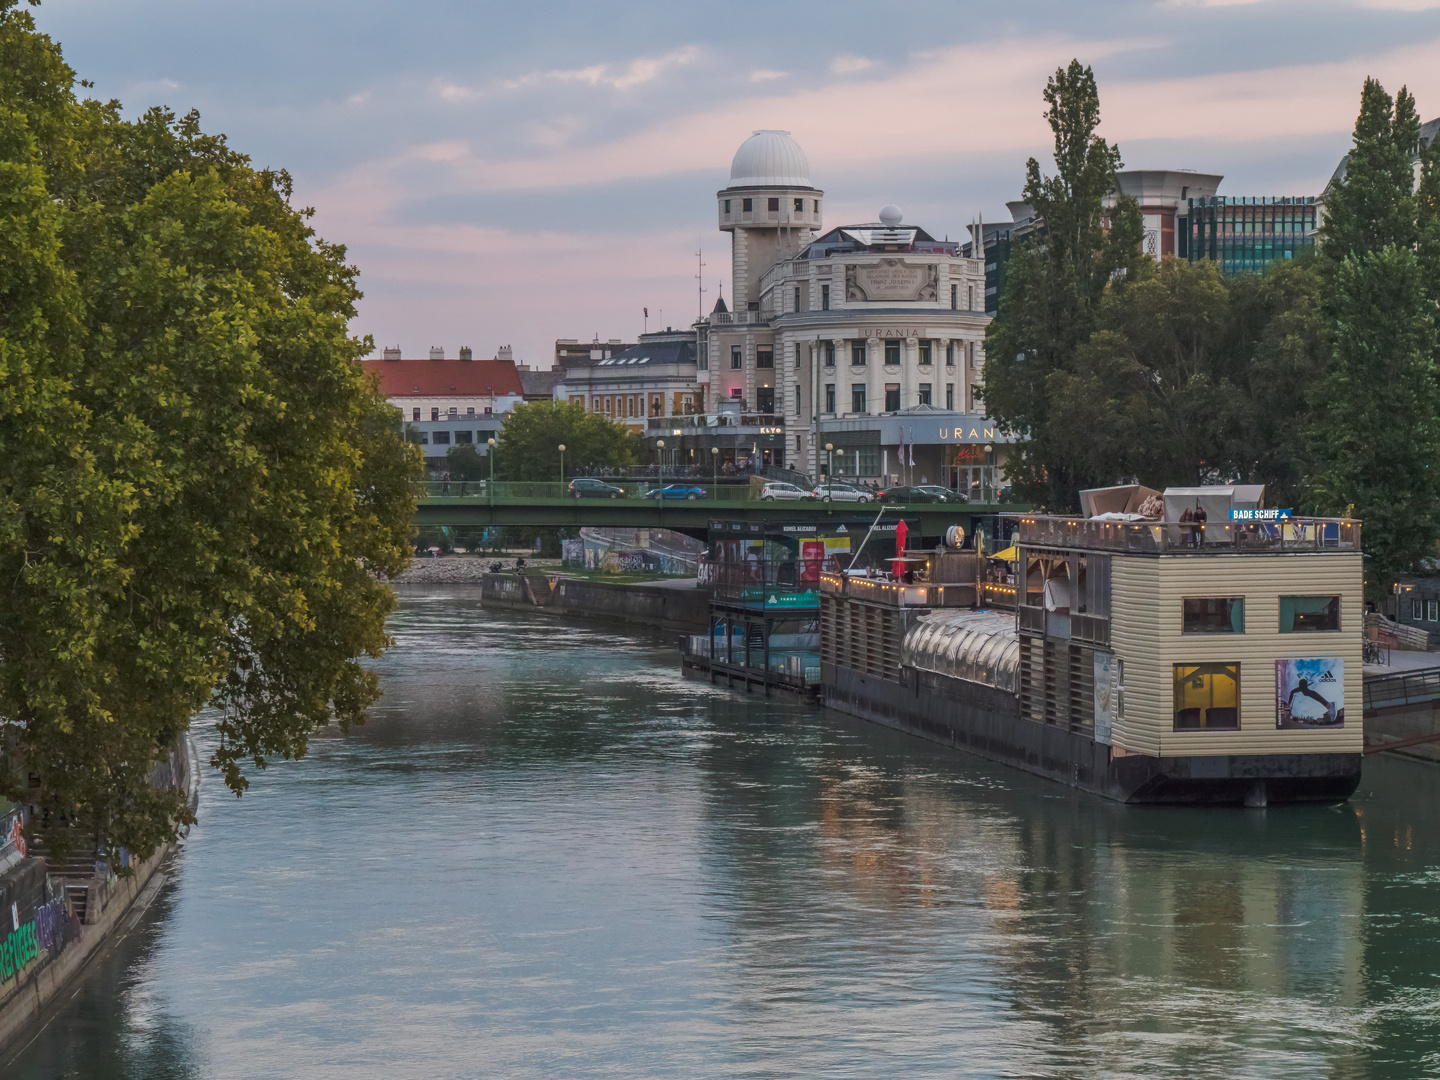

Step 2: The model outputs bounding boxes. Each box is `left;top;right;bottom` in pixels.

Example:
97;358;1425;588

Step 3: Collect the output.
845;259;939;302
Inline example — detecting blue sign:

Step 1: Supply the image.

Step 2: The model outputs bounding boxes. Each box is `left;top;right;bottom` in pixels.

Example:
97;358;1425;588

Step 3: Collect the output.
1230;508;1291;522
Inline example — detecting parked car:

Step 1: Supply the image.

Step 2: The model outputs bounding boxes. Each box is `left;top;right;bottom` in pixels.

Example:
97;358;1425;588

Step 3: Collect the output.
878;484;963;504
760;481;811;501
811;482;872;503
643;483;707;501
568;478;626;499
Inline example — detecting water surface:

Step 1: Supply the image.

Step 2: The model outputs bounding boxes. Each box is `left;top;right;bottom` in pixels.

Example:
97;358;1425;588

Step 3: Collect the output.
9;586;1440;1078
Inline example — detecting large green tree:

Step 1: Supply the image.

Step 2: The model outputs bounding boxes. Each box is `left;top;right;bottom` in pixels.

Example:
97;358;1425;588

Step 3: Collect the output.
492;400;640;482
980;59;1145;510
0;3;418;859
1306;79;1440;594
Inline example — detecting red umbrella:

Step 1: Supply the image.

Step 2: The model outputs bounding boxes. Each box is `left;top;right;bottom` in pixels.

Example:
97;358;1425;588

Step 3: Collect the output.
892;519;908;577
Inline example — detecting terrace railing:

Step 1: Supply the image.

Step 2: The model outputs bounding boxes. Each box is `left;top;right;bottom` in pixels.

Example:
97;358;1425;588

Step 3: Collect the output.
1016;515;1360;554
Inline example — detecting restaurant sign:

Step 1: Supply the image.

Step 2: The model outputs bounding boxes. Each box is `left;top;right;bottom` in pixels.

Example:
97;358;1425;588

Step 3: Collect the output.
1230;508;1291;522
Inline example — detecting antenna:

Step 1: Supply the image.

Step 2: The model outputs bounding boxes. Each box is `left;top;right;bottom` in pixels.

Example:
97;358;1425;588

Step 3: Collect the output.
695;239;707;319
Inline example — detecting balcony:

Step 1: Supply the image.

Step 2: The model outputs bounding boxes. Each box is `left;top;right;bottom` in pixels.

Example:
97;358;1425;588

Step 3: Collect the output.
820;571;973;609
648;413;784;433
1015;515;1360;555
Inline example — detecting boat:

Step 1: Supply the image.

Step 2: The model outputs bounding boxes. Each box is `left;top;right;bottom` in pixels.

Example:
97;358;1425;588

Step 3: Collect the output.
819;484;1363;806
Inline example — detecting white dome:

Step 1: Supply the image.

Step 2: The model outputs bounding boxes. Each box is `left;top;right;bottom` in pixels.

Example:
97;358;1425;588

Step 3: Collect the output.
728;130;812;189
878;204;903;226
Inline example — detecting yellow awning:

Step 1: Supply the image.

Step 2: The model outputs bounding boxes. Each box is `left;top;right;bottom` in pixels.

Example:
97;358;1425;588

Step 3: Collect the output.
991;545;1019;562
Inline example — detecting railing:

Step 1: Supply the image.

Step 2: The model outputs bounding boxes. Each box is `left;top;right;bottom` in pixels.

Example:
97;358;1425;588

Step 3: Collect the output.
708;310;767;326
414;480;1013;509
818;572;970;608
1016;515;1361;554
1364;667;1440;713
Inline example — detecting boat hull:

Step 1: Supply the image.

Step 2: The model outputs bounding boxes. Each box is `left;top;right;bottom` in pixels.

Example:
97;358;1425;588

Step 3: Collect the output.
822;663;1362;805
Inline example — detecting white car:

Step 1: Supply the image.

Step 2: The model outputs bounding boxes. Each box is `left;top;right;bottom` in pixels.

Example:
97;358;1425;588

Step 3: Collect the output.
811;482;872;503
760;481;810;501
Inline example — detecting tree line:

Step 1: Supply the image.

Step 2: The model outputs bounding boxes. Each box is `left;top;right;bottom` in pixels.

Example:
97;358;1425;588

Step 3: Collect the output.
982;61;1440;595
0;4;418;858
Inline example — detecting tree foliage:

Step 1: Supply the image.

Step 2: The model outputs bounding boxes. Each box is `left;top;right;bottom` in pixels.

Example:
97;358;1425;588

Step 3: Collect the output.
980;59;1145;509
445;442;487;481
492;400;640;481
0;2;419;859
1307;78;1440;593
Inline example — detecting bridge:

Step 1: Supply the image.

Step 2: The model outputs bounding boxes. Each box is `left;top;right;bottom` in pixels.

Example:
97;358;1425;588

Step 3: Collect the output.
411;481;1025;542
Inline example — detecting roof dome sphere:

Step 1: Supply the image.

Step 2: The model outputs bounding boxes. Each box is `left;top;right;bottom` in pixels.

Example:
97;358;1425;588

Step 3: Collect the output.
728;130;812;189
878;204;903;227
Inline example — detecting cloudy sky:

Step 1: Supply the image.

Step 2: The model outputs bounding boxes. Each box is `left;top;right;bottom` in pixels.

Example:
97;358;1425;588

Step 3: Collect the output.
35;0;1440;365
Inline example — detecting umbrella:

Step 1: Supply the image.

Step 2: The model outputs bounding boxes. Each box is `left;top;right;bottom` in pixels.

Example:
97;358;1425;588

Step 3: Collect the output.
991;545;1019;562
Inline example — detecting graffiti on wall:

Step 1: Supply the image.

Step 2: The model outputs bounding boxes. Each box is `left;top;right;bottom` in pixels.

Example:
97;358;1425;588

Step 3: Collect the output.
0;890;77;984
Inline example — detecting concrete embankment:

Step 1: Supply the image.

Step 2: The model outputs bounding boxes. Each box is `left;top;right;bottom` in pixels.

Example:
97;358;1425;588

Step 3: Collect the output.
478;572;709;634
0;737;199;1058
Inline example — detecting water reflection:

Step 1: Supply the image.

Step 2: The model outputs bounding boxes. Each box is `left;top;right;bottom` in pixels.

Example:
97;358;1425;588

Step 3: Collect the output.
6;586;1440;1078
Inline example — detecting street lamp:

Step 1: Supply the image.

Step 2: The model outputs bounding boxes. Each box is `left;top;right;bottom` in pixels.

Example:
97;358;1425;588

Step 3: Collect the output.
558;443;566;488
657;439;666;488
711;446;719;494
825;442;833;484
982;442;994;504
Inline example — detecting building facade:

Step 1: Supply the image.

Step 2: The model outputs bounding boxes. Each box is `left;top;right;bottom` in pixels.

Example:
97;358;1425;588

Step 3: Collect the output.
1185;196;1319;274
362;352;524;469
697;130;1003;484
553;329;701;434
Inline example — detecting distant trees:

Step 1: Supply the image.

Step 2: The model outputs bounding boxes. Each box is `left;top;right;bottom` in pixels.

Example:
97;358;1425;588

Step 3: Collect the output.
1305;79;1440;594
492;400;640;481
0;4;418;859
445;442;488;480
980;59;1145;509
983;63;1440;594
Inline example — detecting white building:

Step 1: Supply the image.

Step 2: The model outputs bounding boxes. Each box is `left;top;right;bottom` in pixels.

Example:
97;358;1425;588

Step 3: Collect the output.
696;130;1002;487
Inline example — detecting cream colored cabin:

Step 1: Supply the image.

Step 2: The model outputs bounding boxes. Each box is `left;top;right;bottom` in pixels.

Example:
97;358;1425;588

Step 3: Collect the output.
1017;499;1363;760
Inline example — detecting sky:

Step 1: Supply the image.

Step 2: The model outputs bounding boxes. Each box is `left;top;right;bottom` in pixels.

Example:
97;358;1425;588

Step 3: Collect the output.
32;0;1440;367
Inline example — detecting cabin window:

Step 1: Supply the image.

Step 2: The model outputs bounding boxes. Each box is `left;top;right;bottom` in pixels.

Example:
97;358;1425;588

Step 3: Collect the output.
1173;663;1240;730
1431;600;1439;622
1183;597;1245;634
1280;596;1340;632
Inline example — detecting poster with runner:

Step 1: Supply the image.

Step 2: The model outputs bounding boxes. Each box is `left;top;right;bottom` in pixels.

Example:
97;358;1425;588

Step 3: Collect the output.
1275;657;1344;728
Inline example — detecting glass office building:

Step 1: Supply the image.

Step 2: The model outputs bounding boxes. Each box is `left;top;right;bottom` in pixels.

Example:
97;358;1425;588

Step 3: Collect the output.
1185;196;1318;275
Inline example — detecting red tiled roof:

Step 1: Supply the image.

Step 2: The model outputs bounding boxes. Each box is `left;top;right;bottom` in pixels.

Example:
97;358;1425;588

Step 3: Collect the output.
362;358;525;398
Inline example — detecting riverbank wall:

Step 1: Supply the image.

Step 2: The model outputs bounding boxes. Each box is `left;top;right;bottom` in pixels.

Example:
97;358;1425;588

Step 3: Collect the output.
479;572;709;634
0;736;199;1057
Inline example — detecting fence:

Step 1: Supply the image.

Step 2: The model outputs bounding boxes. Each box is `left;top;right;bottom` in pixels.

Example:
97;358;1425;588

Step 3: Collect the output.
1363;667;1440;713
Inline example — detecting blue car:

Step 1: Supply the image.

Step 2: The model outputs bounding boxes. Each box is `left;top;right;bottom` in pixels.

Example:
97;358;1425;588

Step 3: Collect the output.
643;484;707;501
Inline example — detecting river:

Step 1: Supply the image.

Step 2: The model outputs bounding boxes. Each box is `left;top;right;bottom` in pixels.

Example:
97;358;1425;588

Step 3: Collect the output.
7;585;1440;1078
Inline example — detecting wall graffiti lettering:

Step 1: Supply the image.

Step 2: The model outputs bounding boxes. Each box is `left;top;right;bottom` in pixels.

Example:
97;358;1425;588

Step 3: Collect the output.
0;920;38;982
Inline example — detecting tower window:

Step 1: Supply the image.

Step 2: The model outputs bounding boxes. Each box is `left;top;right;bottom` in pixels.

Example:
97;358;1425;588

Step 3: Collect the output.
821;284;830;310
793;286;801;312
768;197;779;212
794;386;802;415
724;199;731;213
731;346;743;370
794;197;803;213
951;283;957;310
742;198;752;212
813;200;819;213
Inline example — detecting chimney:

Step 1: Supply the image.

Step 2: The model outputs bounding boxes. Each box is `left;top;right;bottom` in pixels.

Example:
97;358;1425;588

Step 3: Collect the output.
459;346;473;361
382;346;401;361
498;345;513;364
430;346;444;360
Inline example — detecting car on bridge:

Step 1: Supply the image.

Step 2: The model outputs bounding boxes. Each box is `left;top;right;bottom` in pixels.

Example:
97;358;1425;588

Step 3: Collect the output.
568;478;627;499
760;481;811;502
877;484;965;504
643;483;708;501
811;482;873;503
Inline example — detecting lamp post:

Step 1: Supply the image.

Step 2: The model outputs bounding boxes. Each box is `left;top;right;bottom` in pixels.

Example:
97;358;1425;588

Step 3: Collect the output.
711;446;719;495
486;438;496;485
656;439;666;490
558;444;566;489
825;442;833;485
982;442;994;504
